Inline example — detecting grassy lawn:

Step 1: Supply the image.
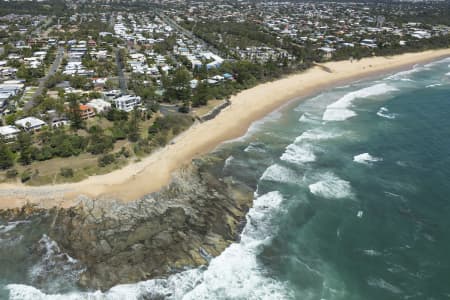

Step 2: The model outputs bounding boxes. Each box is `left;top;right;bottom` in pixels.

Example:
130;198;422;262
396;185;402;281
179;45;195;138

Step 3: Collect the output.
191;99;225;118
0;153;129;186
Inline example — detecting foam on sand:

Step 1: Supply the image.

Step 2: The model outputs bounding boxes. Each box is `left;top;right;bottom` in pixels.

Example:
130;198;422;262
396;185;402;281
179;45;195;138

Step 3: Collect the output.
353;153;383;165
323;83;398;121
309;172;353;199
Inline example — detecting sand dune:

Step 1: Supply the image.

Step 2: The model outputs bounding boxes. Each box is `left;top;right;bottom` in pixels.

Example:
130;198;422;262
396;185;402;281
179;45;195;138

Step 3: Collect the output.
1;49;450;209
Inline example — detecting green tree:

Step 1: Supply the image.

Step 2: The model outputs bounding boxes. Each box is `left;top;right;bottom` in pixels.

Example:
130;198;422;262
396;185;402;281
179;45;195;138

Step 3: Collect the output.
67;94;84;130
192;81;210;107
127;108;141;142
164;67;192;103
16;132;33;165
0;141;14;169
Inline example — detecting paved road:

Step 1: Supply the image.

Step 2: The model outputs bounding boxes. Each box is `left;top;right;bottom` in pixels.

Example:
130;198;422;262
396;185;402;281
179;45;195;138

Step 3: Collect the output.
108;12;115;31
159;103;178;116
115;48;128;94
25;46;65;111
157;12;221;56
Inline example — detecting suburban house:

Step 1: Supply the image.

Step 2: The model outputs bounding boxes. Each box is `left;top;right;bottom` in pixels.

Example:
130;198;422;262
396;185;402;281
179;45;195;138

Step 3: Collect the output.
318;47;336;59
87;99;111;113
79;104;96;120
0;125;20;141
15;116;46;132
113;95;141;112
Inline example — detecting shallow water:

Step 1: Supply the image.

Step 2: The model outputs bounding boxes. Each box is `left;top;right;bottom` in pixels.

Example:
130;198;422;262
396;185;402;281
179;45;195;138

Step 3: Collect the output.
2;57;450;299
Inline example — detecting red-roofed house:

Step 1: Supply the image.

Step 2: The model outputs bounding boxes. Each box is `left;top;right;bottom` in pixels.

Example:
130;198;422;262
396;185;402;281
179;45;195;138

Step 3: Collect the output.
79;104;96;120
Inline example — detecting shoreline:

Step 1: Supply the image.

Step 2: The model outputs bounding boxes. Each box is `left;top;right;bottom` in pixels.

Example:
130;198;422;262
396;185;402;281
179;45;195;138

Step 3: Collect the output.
1;48;450;210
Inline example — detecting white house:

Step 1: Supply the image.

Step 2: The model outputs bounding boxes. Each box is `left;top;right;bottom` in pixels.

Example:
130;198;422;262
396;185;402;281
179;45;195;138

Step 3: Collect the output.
15;116;46;132
0;125;20;140
87;99;112;113
318;47;336;58
113;95;141;112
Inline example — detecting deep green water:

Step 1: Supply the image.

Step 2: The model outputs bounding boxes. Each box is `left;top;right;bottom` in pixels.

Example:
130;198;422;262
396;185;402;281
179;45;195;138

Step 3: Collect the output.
1;57;450;299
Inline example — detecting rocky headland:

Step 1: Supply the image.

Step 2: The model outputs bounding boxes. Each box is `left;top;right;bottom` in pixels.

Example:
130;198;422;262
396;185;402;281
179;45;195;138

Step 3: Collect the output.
0;155;254;291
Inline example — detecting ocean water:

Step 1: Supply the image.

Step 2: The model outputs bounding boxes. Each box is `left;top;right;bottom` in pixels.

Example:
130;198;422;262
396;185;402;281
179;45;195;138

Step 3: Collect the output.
2;57;450;299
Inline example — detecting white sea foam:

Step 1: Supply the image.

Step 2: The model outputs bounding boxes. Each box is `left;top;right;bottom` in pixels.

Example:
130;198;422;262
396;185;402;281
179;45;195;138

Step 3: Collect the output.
225;110;283;144
425;83;442;88
8;192;293;300
261;164;300;184
445;72;450;76
386;65;424;80
367;278;403;295
353;153;383;165
223;155;234;169
244;143;266;153
423;57;450;68
28;235;85;291
280;143;316;165
294;129;342;143
322;83;398;121
363;249;382;257
299;113;321;124
0;220;29;234
308;172;353;199
181;191;291;299
376;107;398;119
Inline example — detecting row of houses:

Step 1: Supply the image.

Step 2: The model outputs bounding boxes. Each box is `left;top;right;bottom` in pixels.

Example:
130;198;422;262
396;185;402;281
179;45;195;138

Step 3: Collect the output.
0;116;46;140
0;93;141;140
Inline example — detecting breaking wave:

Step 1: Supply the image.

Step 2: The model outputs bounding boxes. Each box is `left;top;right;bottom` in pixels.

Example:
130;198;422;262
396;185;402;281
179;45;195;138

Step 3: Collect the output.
367;277;403;295
294;129;343;143
322;83;398;121
308;172;353;199
244;142;267;153
261;164;301;184
386;65;425;80
28;235;85;293
353;153;383;165
377;107;398;119
299;113;321;124
280;143;316;165
0;220;30;234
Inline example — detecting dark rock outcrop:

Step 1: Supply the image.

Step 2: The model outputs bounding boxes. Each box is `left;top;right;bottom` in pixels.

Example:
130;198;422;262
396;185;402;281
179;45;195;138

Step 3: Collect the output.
1;156;254;291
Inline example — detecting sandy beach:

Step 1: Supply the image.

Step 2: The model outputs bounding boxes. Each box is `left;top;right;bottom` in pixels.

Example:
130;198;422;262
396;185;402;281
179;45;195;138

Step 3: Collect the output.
1;49;450;209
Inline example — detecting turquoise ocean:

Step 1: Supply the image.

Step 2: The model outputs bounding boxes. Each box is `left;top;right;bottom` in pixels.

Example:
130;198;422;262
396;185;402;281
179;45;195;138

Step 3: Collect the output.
1;57;450;299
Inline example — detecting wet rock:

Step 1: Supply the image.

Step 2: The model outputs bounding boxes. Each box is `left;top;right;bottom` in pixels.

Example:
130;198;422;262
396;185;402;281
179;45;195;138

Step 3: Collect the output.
0;157;254;291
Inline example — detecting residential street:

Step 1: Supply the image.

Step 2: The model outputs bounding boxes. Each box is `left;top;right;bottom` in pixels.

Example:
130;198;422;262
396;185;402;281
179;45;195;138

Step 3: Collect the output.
26;46;65;111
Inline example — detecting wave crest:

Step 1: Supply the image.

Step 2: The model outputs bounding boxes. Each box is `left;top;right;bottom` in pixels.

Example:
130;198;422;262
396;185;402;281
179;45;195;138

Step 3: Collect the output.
323;83;398;121
353;153;383;165
309;172;353;199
